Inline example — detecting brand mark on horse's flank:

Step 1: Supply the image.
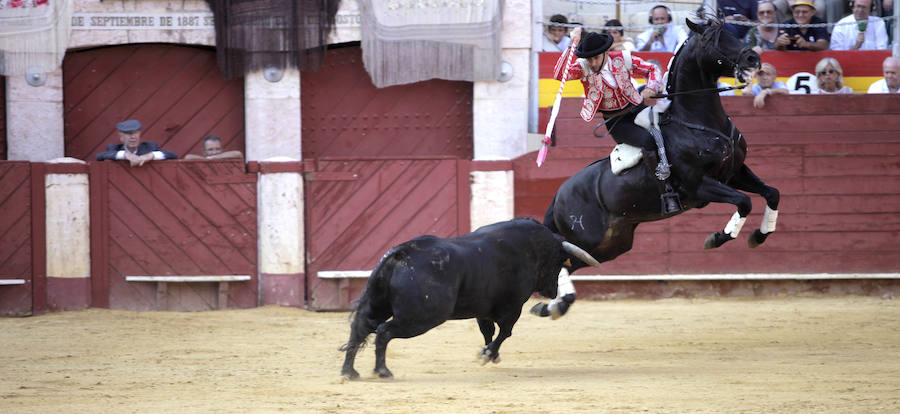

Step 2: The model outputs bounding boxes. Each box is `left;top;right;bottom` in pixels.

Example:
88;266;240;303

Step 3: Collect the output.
569;215;585;231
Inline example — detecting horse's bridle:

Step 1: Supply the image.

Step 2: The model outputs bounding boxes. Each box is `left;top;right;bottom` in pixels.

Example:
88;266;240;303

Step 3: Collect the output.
651;23;752;99
701;23;756;83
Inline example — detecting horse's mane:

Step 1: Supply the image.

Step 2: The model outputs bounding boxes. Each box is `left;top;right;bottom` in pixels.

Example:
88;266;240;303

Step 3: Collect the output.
665;14;726;94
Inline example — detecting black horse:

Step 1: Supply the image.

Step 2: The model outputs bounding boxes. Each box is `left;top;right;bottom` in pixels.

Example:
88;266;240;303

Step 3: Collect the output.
534;17;780;318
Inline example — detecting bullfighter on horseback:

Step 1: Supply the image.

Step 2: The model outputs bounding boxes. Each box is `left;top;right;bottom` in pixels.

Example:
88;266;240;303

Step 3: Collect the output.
554;27;672;181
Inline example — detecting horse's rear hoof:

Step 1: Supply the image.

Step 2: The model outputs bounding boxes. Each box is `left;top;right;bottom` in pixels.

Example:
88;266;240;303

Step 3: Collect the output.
748;229;770;248
704;232;733;249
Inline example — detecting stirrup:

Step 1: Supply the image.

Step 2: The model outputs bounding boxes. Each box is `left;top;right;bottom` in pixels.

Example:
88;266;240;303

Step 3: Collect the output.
655;162;671;181
660;183;681;214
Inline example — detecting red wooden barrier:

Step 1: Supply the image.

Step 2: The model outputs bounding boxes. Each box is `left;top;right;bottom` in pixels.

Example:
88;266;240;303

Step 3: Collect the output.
515;95;900;280
0;162;36;316
304;157;470;310
90;160;258;311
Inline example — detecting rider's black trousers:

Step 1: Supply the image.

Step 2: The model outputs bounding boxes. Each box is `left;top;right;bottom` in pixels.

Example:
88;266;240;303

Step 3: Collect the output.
600;103;655;152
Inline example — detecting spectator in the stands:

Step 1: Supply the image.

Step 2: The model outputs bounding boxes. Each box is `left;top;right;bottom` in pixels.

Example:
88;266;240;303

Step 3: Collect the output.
830;0;888;50
745;1;781;53
772;0;827;24
774;1;830;51
636;5;688;53
720;0;758;39
542;14;572;52
867;56;900;93
603;19;635;51
750;63;789;108
814;58;854;94
877;0;893;45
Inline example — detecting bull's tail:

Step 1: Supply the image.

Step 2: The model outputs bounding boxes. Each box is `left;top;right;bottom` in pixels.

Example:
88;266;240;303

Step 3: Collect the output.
339;245;405;353
341;245;408;379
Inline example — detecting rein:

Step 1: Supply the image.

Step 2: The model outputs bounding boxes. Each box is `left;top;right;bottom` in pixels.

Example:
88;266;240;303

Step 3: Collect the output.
592;105;644;138
651;83;747;99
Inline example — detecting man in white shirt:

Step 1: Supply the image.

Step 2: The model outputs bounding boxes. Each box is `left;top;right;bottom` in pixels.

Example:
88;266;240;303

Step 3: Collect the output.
867;56;900;93
830;0;888;50
636;5;688;53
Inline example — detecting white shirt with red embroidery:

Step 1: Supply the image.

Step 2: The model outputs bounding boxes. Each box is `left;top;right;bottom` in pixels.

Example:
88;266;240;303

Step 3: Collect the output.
553;49;663;122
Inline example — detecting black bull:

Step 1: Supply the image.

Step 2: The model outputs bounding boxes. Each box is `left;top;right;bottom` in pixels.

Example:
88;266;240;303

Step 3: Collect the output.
340;218;597;380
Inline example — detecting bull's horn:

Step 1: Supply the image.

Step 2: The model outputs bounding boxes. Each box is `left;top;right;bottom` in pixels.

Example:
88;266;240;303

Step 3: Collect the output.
562;241;602;268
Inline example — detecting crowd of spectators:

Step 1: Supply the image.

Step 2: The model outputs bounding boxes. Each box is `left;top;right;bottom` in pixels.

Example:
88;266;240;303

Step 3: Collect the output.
543;0;899;95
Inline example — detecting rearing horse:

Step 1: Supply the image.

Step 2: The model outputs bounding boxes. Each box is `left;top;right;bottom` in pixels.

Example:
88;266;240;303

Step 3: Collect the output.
534;17;781;318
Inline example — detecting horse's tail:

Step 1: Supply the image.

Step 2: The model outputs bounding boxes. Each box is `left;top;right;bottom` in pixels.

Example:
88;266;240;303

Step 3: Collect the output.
339;245;405;352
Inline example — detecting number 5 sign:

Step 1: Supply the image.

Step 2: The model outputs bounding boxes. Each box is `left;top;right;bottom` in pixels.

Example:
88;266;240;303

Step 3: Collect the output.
786;72;819;95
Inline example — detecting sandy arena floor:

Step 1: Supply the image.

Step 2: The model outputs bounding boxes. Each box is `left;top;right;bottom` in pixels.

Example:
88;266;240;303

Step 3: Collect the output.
1;296;898;413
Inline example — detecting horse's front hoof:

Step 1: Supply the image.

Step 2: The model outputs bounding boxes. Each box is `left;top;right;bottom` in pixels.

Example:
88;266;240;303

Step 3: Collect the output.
341;368;360;380
530;302;550;317
748;229;770;248
704;232;733;249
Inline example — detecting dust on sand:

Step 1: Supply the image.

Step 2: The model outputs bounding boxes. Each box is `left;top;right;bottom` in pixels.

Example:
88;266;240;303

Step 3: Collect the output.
1;297;898;413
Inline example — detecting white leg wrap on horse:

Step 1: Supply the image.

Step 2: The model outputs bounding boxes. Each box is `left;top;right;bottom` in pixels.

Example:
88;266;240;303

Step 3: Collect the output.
548;269;575;319
761;206;778;234
724;212;746;238
557;268;575;296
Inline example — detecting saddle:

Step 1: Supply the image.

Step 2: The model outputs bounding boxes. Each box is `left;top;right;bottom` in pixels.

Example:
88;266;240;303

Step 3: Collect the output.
609;99;681;214
609;101;670;175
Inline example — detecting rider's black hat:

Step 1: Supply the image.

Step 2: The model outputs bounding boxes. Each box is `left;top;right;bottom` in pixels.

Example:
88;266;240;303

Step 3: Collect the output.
575;32;614;58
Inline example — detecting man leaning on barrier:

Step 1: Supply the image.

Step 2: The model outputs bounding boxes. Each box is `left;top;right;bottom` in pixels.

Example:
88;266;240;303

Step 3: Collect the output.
867;56;900;93
96;120;178;167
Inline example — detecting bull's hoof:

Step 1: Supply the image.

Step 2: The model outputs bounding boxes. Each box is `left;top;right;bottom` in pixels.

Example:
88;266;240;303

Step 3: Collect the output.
530;302;550;317
374;367;394;379
748;229;770;248
704;232;734;249
341;368;360;380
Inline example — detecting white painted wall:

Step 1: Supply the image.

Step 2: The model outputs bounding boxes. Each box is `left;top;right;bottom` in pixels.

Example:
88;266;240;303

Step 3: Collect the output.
257;161;305;275
470;170;515;231
69;0;215;49
45;158;91;279
6;69;64;161
244;69;302;162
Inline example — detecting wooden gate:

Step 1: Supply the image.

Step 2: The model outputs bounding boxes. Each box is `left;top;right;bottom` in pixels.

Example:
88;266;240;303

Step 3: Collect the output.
304;157;470;310
90;161;258;311
0;162;35;315
300;45;473;159
63;44;244;161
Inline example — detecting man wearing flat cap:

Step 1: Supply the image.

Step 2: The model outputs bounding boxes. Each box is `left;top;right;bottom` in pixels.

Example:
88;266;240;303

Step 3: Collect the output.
96;119;178;166
553;27;670;179
775;0;829;51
